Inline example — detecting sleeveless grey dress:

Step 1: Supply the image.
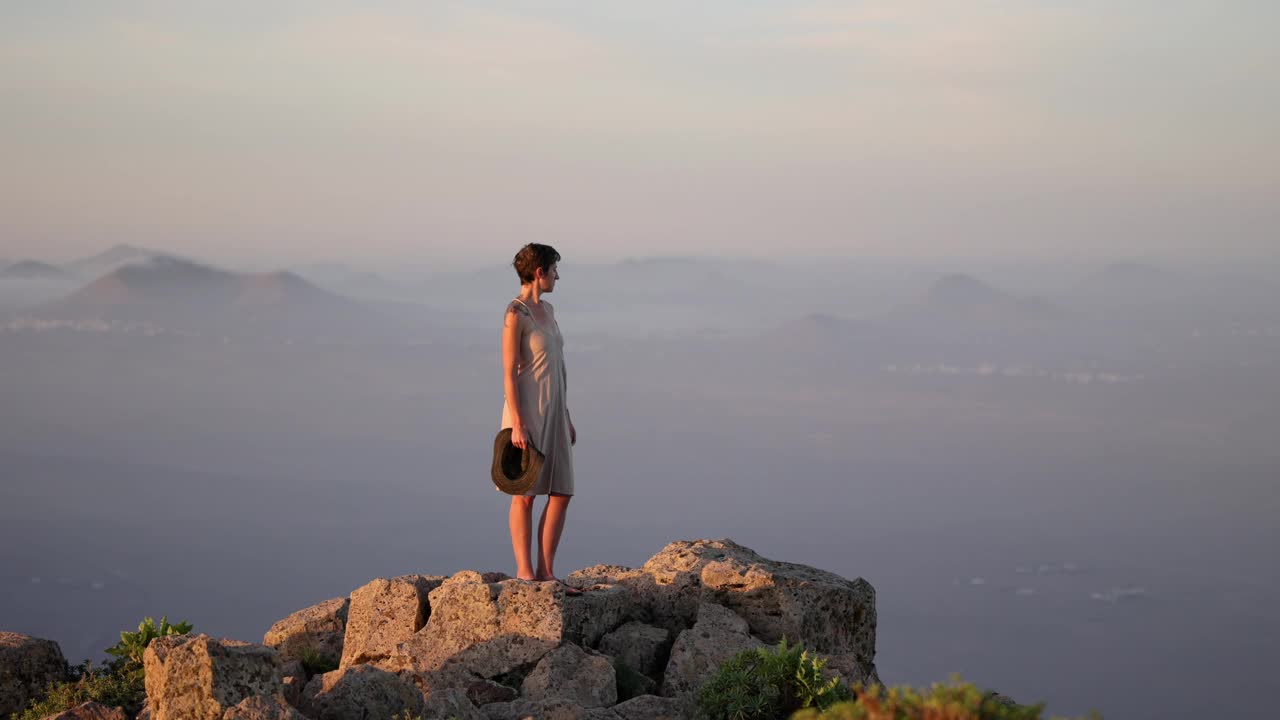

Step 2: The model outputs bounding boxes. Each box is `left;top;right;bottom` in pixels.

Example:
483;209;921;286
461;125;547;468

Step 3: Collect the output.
500;298;574;496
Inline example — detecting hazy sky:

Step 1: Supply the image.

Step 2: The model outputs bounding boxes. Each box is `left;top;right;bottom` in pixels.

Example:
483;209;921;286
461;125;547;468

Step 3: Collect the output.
2;1;1277;267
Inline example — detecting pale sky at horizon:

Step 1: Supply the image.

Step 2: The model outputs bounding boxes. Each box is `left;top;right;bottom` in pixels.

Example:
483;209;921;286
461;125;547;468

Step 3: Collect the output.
2;1;1277;268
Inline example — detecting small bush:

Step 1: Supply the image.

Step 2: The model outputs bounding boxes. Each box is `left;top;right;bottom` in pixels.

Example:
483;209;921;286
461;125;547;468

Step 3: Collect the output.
9;658;146;720
298;646;339;677
105;615;192;670
789;678;1101;720
696;638;853;720
10;614;191;720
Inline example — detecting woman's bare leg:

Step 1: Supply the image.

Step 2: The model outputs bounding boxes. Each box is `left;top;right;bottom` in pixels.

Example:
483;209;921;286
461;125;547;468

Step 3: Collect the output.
509;495;536;580
534;493;572;580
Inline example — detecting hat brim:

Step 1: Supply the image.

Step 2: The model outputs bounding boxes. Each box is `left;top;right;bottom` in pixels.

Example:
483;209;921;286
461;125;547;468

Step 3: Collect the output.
491;427;545;495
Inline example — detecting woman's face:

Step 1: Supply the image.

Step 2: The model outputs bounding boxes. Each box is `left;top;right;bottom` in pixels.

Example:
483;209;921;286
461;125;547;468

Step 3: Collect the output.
538;262;559;292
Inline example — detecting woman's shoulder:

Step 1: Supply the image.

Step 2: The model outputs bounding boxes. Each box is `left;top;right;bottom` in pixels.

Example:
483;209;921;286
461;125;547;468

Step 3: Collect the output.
504;300;531;329
506;299;532;316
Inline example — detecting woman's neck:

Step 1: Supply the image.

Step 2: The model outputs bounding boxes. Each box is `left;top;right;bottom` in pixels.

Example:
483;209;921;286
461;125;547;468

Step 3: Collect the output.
518;285;541;304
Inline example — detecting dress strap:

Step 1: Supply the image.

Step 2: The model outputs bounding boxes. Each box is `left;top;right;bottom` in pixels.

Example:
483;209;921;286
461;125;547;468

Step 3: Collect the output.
510;298;542;329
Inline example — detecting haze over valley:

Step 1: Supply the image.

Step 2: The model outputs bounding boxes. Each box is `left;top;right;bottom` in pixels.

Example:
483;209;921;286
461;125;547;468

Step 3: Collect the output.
3;245;1278;719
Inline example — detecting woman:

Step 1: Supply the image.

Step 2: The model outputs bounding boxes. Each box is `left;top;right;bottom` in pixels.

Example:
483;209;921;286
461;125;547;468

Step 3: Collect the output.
501;243;580;595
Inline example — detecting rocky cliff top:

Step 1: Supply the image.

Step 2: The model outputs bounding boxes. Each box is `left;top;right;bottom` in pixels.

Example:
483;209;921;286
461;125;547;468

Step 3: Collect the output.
4;538;878;720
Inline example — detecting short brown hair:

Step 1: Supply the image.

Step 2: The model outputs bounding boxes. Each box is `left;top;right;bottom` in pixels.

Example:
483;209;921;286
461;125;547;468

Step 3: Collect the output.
512;243;561;284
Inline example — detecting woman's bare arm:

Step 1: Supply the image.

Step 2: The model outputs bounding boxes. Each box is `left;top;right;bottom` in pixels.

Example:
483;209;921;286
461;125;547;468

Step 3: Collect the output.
502;305;529;448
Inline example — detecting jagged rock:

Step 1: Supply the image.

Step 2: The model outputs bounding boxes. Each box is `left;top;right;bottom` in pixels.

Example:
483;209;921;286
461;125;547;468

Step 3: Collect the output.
611;660;655;702
562;585;635;648
135;705;152;720
278;660;306;709
300;664;425;720
143;634;284;720
36;701;127;720
382;575;625;684
465;678;519;706
340;574;446;668
520;644;616;708
397;664;489;705
382;576;554;678
0;631;67;717
481;698;621;720
573;539;876;673
611;694;683;720
661;603;763;700
696;542;875;656
597;622;671;680
823;653;880;689
220;695;307;720
262;597;349;668
421;687;485;720
985;691;1022;708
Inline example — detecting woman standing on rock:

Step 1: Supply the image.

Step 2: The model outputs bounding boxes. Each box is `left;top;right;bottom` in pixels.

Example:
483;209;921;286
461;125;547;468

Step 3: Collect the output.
501;243;581;595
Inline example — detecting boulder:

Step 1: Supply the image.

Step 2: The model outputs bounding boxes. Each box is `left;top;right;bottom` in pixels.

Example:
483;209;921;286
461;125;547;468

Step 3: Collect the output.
520;644;616;708
382;575;630;685
420;687;485;720
36;701;127;720
822;652;880;689
278;660;306;709
0;631;67;717
340;574;446;668
262;597;349;668
573;539;876;673
661;603;763;701
300;664;424;720
561;585;635;648
143;634;284;720
696;543;875;656
220;695;307;720
611;694;683;720
481;698;621;720
464;678;519;706
597;622;671;680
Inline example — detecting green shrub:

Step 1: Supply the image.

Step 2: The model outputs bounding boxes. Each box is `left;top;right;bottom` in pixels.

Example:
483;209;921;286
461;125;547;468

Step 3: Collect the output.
789;677;1100;720
696;638;853;720
9;658;146;720
9;615;191;720
105;615;192;671
298;646;339;677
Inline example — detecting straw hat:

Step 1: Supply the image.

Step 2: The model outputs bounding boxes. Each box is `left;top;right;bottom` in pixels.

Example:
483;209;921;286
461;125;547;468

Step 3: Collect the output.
491;427;544;495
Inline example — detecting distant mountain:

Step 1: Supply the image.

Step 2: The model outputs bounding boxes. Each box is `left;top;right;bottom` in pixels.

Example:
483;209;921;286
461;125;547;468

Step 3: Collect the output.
295;263;408;302
888;274;1066;333
0;260;79;281
61;243;180;280
35;257;391;339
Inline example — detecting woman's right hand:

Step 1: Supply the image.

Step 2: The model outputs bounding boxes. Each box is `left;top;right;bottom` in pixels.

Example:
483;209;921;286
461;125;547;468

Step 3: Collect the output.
511;421;529;450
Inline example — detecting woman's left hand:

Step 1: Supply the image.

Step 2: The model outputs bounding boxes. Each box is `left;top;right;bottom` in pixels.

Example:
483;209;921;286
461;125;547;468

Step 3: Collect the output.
569;419;577;446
